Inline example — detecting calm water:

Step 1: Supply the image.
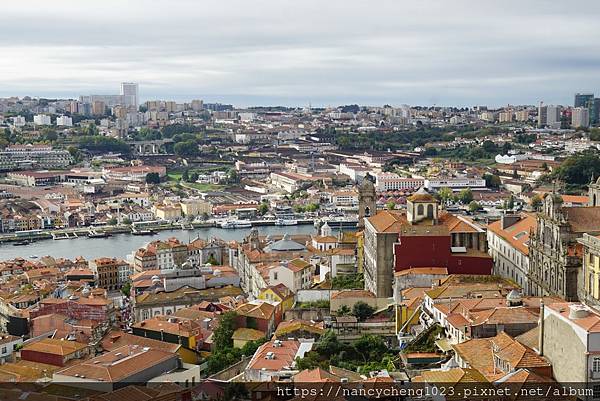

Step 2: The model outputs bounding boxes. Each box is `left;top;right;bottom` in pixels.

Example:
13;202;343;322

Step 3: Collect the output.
0;225;318;261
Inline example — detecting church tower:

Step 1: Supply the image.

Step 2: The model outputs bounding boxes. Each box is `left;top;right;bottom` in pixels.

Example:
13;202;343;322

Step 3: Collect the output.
589;175;600;207
358;174;376;228
406;187;438;224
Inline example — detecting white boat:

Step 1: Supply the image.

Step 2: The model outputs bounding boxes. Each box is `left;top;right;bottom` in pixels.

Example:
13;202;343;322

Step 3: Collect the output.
220;220;252;229
29;255;38;259
275;219;298;226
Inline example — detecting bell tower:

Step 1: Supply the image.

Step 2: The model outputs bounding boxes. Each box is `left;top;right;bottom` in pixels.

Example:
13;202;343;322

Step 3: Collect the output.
589;175;600;207
358;174;376;228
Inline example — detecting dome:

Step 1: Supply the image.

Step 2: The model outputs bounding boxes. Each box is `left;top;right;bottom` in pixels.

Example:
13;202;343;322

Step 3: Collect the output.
264;233;307;252
151;275;160;281
407;187;435;203
506;289;522;303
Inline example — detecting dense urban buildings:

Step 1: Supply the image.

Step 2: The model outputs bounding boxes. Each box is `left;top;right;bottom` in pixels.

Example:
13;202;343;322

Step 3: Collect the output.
2;83;600;397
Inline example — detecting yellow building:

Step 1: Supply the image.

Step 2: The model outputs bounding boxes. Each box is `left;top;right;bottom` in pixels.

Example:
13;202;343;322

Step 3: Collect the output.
180;199;212;217
395;287;427;334
580;234;600;304
355;231;364;273
153;204;182;221
258;284;295;312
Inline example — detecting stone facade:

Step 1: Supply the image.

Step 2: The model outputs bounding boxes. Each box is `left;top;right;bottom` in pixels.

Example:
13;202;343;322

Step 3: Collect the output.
357;174;376;228
528;192;600;301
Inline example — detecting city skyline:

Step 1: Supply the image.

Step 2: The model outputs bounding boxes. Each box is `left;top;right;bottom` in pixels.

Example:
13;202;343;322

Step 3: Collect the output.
1;1;600;107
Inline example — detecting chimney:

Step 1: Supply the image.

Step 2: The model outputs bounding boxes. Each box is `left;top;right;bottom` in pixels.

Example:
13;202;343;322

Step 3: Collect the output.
538;300;544;356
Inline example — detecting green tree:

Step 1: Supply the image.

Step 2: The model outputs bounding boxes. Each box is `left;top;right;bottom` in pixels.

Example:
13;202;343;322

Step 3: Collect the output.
313;330;341;358
458;188;474;204
213;311;237;350
189;171;199;182
107;217;118;225
121;282;131;297
531;195;543;211
228;168;239;183
436;187;453;204
554;150;600;186
174;140;200;158
145;172;160;184
484;174;501;189
182;169;190;182
305;203;319;212
352;301;375;322
337;305;351;316
42;128;58;142
385;201;396;210
468;201;480;212
122;218;132;225
83;123;99;136
258;202;269;215
67;146;83;163
352;335;388;363
482;140;498;154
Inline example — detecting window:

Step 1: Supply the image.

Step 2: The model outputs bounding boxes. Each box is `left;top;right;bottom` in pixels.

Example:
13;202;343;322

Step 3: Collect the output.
1;347;6;354
593;385;600;400
417;204;424;215
593;357;600;373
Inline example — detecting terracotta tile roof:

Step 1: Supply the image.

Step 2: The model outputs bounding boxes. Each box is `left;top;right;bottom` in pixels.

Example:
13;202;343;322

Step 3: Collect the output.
100;330;180;354
487;213;536;255
491;332;550;370
54;345;177;382
453;332;550;382
22;338;88;356
264;283;293;300
561;195;589;204
312;235;338;243
515;326;539;351
236;301;276;320
232;328;265;342
395;267;448;276
247;340;300;371
469;307;538;326
365;210;407;233
418;367;488;386
133;316;201;338
547;302;600;333
88;385;160;401
440;213;485;233
275;319;325;337
293;367;339;382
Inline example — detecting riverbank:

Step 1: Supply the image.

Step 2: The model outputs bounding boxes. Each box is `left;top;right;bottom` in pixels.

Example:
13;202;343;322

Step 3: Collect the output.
0;224;320;261
0;219;316;244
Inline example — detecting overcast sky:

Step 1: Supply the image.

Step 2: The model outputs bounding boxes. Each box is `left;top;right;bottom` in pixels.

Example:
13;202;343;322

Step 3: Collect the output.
1;0;599;107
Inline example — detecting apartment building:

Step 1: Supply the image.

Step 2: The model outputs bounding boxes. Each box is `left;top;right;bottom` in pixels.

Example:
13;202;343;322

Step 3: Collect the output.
487;214;536;293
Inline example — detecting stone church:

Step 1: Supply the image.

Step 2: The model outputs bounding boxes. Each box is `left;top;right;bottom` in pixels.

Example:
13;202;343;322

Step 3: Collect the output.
528;180;600;301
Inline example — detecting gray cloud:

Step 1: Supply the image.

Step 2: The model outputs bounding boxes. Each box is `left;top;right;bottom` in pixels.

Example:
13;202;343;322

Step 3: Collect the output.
1;0;599;106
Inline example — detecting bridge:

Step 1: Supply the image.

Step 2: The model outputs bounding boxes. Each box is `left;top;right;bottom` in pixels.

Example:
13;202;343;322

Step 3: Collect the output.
127;139;173;155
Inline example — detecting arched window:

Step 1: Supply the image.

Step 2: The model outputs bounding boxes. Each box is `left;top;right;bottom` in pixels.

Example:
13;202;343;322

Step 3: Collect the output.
427;204;434;218
417;204;424;215
364;206;371;217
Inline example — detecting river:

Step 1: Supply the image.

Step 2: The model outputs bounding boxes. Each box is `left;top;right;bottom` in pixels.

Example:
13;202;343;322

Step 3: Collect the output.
0;225;319;261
